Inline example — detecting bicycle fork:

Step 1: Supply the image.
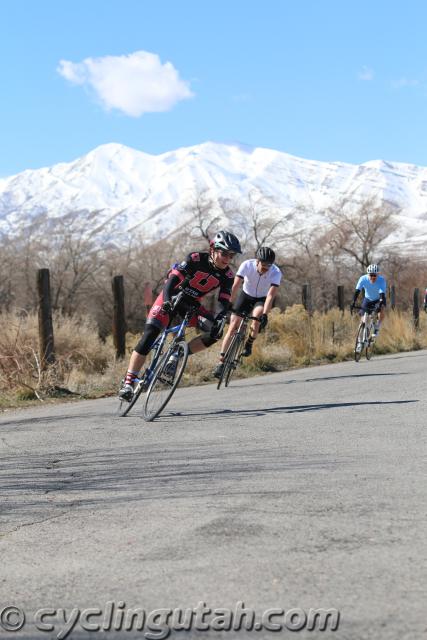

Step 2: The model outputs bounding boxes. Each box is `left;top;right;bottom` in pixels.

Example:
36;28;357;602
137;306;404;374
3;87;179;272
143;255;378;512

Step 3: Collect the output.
363;313;377;344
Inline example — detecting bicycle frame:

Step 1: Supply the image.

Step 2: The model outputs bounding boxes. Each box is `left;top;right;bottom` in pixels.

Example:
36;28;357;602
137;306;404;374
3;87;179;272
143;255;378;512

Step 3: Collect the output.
140;305;195;389
234;314;250;341
217;310;260;390
232;310;261;339
360;311;375;343
139;321;183;388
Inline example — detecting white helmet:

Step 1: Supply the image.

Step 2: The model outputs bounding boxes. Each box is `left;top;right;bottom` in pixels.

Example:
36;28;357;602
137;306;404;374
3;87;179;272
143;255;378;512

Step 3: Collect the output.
367;264;379;274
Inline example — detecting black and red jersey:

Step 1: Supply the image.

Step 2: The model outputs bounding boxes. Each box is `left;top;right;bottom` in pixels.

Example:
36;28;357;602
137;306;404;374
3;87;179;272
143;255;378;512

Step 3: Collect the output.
169;252;233;306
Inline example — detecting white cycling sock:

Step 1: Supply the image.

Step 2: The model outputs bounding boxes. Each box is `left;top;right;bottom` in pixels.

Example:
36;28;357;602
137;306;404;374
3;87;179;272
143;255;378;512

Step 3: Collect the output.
125;370;139;384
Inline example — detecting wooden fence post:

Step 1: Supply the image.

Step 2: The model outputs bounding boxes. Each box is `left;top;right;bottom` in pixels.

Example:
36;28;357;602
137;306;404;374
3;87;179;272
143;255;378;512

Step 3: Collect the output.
337;285;345;312
37;268;55;369
302;283;312;313
390;284;396;311
112;275;126;359
413;288;420;329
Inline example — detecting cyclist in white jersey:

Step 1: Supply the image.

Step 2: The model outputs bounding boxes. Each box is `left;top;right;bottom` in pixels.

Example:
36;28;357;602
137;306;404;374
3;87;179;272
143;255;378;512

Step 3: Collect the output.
351;263;387;338
213;247;281;378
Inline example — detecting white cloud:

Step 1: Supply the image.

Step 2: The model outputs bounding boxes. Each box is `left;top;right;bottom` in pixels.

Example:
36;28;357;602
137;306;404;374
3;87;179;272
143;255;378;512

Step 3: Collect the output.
358;66;374;81
57;51;194;117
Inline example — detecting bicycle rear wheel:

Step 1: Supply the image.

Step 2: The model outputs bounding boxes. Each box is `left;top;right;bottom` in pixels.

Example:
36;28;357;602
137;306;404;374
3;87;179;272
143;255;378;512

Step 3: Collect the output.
224;334;244;387
143;341;189;422
354;323;365;362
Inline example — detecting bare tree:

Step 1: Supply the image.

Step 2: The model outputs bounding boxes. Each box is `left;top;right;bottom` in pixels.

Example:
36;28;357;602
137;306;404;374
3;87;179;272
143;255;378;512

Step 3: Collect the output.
33;217;103;314
0;228;45;311
0;233;16;311
324;197;399;269
240;190;290;251
276;227;343;310
184;190;222;242
179;188;294;256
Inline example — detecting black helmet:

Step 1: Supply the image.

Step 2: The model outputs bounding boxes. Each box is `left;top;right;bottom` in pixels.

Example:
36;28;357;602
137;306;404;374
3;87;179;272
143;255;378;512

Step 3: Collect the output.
256;246;275;264
211;230;242;254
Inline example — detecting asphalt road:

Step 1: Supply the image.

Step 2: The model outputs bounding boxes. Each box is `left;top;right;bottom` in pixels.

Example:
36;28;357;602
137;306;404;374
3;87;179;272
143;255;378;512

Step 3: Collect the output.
0;350;426;640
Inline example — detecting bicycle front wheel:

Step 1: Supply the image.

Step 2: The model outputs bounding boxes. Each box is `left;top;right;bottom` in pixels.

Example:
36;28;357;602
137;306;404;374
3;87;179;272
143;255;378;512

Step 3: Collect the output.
354;323;365;362
143;341;189;422
217;333;242;390
224;334;244;387
117;338;166;417
365;327;373;360
117;378;145;417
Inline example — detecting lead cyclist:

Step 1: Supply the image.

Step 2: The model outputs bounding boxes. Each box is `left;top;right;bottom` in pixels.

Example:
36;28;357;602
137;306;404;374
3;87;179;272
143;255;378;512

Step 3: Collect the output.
213;246;281;379
119;230;242;401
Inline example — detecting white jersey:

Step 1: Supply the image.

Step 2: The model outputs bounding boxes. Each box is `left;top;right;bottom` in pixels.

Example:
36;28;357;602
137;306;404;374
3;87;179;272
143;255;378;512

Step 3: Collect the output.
236;259;282;298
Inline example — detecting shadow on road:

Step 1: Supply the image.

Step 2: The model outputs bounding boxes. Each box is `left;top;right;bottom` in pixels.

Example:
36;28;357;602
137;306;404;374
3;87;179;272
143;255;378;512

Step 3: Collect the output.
379;351;427;360
0;441;343;528
0;396;418;531
304;372;407;382
0;412;101;430
166;398;418;421
240;371;408;389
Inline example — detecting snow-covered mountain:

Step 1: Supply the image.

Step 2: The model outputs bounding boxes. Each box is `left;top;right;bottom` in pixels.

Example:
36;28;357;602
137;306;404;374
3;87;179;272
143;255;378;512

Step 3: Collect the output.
1;141;427;248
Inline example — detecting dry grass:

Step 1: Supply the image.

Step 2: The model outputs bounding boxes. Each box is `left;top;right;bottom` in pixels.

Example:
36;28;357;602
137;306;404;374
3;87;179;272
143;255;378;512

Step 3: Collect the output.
1;306;426;409
0;312;112;406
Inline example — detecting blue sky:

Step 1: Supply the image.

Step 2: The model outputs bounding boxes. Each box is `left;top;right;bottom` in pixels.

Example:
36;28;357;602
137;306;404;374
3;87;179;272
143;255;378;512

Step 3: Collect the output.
2;0;427;176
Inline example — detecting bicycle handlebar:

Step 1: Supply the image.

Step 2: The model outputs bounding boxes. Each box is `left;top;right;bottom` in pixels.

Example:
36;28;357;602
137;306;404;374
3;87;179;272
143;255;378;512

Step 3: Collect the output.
172;290;200;312
351;304;381;315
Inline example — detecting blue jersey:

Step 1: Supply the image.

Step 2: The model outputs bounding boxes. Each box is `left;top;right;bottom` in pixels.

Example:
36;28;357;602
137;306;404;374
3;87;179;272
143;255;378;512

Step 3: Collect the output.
356;274;387;301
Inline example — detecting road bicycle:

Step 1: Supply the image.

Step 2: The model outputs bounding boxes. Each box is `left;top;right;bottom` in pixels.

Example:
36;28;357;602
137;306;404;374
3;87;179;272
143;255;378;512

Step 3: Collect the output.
216;310;260;390
352;304;380;362
118;282;198;421
117;320;176;418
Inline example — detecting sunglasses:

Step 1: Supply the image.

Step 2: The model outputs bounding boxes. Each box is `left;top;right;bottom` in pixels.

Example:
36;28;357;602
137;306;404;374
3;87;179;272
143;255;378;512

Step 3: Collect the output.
369;274;378;278
258;260;272;268
217;249;236;258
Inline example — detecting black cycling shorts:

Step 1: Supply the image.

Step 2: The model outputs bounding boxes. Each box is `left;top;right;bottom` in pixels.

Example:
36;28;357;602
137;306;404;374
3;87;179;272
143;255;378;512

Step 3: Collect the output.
360;298;381;314
233;290;266;316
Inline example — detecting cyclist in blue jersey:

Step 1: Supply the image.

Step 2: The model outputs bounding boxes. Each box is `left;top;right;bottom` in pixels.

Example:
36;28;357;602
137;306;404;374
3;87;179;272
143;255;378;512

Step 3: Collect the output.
351;264;386;339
